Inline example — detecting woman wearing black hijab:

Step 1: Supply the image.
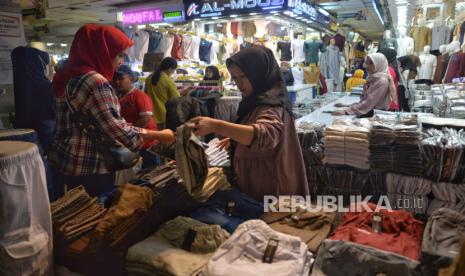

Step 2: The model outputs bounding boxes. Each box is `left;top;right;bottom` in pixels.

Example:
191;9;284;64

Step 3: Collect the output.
189;47;308;201
11;46;56;152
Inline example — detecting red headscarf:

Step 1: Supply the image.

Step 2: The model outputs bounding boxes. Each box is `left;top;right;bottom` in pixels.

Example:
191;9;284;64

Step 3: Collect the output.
52;24;133;97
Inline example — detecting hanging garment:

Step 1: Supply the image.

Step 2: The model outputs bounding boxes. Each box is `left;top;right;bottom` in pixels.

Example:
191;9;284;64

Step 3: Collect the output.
182;35;193;60
241;21;256;38
303;66;320;84
397;37;415;57
303;40;325;64
170;34;183;61
292;39;305;63
199;39;213;64
231;22;239;36
326;45;341;84
277;41;292;61
432;25;451;51
410;26;432;53
433;53;449;84
444;52;465;83
190;36;201;61
155;33;174;58
418;54;437;80
146;30;163;53
209;40;219;64
319;50;329;78
127;30;150;63
266;22;287;37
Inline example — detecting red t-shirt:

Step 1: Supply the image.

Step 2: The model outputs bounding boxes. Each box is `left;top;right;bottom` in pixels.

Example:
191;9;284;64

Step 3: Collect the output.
119;88;157;148
388;66;399;111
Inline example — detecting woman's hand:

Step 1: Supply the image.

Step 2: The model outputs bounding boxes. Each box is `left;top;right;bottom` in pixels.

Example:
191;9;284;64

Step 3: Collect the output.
332;109;346;116
217;138;230;150
188;117;220;136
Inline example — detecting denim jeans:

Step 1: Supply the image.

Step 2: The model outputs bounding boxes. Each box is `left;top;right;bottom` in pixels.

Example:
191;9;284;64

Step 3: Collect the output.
191;189;263;233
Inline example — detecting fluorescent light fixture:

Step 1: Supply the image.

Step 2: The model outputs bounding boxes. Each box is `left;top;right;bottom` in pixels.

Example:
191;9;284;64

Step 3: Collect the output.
194;18;201;21
230;15;238;18
46;43;54;46
318;7;330;16
249;13;258;15
212;16;219;19
271;11;279;14
60;43;68;47
371;0;384;25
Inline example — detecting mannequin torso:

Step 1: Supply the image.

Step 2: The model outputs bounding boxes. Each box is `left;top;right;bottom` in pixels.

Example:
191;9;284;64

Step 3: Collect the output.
418;46;437;80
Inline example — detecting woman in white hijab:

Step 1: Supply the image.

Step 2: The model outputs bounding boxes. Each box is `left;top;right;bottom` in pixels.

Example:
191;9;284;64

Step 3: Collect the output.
333;53;398;117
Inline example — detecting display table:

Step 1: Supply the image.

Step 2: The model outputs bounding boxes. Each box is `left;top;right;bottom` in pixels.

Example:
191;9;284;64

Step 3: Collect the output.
287;84;315;103
296;95;359;126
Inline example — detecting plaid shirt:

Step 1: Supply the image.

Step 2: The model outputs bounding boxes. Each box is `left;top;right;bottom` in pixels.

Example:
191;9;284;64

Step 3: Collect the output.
50;71;144;175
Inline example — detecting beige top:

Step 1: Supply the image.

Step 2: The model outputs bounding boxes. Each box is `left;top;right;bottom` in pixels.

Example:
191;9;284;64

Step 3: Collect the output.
234;105;309;201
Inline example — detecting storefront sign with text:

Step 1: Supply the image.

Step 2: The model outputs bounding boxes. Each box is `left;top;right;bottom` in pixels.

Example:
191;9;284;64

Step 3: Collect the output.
186;0;286;18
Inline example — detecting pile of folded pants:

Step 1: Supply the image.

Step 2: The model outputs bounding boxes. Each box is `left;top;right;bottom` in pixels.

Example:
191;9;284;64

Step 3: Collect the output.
427;182;465;215
324;124;370;170
131;163;178;187
422;128;465;183
213;96;240;122
368;172;387;203
51;185;107;243
126;216;230;276
296;121;325;197
386;173;432;214
191;167;231;203
418;208;465;276
311;239;420;276
204;138;230;167
203;220;313;276
331;202;424;260
175;124;208;195
318;166;371;203
370;122;423;176
191;188;264;233
262;208;336;253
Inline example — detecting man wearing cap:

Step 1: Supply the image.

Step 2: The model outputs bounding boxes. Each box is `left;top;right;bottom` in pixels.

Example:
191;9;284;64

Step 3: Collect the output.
113;65;159;168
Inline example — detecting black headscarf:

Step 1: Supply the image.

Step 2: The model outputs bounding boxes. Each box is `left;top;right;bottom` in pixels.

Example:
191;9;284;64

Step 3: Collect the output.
378;47;400;80
203;65;221;81
11;46;56;151
226;46;291;122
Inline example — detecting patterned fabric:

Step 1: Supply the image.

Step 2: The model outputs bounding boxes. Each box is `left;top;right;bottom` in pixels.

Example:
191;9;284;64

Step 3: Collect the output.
50;71;144;176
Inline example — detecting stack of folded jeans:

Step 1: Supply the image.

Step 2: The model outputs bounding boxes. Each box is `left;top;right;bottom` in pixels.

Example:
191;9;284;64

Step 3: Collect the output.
312;239;420;276
386;173;432;214
51;185;107;243
204;138;230;167
331;202;424;260
370;122;423;176
422;128;465;183
324;124;370;170
126;216;230;276
318;166;371;203
191;167;231;203
417;208;465;276
191;189;264;233
203;220;313;276
262;208;336;253
296;121;325;197
427;182;465;215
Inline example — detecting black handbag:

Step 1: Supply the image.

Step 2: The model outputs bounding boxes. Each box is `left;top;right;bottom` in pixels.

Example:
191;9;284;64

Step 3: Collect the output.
66;98;140;171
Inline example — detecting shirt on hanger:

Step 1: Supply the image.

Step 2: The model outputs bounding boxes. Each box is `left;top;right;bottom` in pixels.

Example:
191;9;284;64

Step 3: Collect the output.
199;39;213;64
254;20;268;38
171;34;183;61
431;25;451;51
147;30;163;53
397;37;415;57
277;41;292;61
304;40;325;64
127;30;150;63
183;35;193;60
418;54;437;80
291;39;305;63
291;66;305;85
266;22;287;37
410;27;432;53
156;33;174;58
241;21;256;38
190;36;201;61
210;40;220;65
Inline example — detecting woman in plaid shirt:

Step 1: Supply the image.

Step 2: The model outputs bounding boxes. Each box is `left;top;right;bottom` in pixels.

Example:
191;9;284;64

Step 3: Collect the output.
49;24;174;199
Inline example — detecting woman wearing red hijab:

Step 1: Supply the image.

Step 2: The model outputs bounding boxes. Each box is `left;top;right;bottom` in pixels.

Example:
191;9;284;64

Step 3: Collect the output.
49;24;174;198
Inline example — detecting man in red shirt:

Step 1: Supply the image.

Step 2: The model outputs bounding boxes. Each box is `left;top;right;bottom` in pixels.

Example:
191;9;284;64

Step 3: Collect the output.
113;65;159;168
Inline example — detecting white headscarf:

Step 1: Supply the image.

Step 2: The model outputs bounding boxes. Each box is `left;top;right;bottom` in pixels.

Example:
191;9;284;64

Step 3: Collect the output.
366;53;398;106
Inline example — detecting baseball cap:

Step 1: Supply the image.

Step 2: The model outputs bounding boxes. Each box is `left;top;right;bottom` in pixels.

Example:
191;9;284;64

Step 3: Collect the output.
115;65;138;81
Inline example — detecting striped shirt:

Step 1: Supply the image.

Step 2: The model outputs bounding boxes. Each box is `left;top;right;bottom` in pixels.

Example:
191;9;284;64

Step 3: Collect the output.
50;71;144;175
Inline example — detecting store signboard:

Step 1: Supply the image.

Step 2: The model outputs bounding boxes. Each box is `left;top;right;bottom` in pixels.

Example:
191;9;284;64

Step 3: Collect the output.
119;4;185;25
122;8;163;25
185;0;287;19
288;0;317;20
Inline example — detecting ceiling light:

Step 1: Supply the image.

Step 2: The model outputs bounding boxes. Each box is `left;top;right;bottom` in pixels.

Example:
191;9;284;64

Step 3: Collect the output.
212;16;219;19
60;43;68;47
230;15;238;18
249;13;258;15
46;43;54;46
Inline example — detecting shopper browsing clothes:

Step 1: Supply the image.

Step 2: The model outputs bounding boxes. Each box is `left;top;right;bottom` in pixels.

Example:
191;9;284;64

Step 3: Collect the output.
203;65;222;83
49;24;175;198
280;61;294;86
113;65;160;169
145;57;192;129
188;47;309;201
333;53;398;117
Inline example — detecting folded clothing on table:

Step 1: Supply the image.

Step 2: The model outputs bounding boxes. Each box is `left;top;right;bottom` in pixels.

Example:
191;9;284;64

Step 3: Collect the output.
386;173;432;214
428;182;465;215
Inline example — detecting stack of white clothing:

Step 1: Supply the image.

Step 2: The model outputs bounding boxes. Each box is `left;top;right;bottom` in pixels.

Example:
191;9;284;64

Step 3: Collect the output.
203;220;313;276
204;138;229;167
323;125;370;170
